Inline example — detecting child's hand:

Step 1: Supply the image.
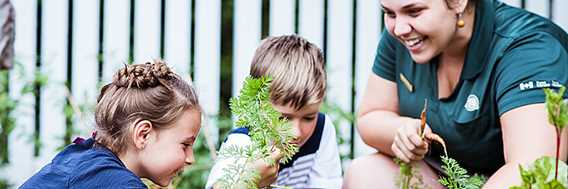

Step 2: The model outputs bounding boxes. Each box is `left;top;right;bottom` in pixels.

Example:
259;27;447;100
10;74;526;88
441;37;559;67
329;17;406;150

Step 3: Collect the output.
391;118;430;163
253;147;284;187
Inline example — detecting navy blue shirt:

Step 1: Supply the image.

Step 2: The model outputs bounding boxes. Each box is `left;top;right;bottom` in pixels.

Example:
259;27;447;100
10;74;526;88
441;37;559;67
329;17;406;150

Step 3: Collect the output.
20;138;147;189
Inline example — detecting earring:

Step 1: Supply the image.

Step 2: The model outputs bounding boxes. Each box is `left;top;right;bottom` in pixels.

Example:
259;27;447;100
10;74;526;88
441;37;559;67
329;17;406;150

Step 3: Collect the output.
456;13;465;28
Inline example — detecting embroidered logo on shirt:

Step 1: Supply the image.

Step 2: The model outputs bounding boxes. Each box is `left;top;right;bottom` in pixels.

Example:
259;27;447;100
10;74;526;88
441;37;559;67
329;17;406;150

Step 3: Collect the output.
519;80;562;91
464;94;480;112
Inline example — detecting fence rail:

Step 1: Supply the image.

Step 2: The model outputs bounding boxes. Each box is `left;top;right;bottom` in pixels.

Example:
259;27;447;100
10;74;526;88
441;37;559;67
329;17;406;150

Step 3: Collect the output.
2;0;567;187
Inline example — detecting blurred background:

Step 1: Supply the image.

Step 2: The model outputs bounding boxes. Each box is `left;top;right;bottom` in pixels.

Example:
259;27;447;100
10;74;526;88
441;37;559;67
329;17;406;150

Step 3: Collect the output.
0;0;567;188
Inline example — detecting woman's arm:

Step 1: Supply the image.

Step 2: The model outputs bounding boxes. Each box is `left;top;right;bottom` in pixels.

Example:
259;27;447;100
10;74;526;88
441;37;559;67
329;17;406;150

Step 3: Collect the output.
357;73;417;156
483;103;568;188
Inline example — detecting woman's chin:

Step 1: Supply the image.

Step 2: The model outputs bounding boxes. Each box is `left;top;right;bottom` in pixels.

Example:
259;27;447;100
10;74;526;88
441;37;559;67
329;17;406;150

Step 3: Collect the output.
409;49;436;64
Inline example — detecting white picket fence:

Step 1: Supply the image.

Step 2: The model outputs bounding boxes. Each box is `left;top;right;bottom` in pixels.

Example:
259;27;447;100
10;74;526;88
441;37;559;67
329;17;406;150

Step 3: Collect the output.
2;0;568;187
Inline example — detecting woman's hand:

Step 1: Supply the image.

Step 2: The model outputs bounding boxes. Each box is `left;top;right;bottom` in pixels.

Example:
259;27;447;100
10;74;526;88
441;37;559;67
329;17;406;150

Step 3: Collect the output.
253;147;284;188
391;118;430;163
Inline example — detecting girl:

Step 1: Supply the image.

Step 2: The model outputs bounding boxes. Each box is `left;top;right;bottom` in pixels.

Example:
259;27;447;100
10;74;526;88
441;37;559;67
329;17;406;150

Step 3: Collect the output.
21;60;201;188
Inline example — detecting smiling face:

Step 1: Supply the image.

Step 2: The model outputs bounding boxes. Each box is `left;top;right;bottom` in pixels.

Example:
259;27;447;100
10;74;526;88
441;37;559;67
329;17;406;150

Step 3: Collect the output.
138;109;201;187
382;0;462;63
273;102;322;147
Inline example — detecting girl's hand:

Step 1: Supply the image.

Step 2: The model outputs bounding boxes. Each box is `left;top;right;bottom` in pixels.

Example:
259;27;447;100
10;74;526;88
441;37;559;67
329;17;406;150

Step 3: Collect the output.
391;118;430;163
253;147;284;187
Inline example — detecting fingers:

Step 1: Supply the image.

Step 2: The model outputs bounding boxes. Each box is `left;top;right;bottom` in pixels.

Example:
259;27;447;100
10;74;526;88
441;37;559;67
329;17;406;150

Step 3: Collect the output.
392;119;431;162
270;147;284;161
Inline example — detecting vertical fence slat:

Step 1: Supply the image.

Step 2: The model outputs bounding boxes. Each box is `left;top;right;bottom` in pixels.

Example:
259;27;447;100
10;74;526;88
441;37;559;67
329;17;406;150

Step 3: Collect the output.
38;0;68;167
525;0;549;18
232;0;261;97
269;0;295;36
103;0;130;82
195;0;221;143
72;0;99;135
501;0;521;7
164;0;191;80
299;0;324;48
133;0;161;64
326;0;353;162
354;0;381;157
553;0;568;31
6;0;37;186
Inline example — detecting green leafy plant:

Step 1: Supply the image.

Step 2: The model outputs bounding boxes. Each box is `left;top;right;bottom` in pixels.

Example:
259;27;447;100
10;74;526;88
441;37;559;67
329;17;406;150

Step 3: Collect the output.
439;155;487;189
509;87;568;189
543;86;568;181
394;158;429;189
395;100;486;189
510;156;567;189
215;76;298;189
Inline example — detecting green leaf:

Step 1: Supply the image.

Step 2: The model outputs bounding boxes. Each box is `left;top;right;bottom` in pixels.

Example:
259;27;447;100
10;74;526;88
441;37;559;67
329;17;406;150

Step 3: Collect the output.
510;157;568;189
216;76;298;189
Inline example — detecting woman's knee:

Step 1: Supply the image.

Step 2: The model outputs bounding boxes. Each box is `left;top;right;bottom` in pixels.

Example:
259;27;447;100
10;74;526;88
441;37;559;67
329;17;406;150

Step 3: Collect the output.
343;153;399;188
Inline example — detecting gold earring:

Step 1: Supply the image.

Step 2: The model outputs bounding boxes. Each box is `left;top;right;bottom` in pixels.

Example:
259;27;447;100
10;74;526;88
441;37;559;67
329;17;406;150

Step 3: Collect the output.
457;13;465;28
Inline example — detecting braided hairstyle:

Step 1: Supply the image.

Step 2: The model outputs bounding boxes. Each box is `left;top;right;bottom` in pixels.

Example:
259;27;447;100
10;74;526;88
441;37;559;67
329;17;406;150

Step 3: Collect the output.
94;60;200;155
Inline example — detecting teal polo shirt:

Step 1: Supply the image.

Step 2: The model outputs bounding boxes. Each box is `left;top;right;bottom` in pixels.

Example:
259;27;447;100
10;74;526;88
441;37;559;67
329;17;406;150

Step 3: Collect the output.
373;0;568;175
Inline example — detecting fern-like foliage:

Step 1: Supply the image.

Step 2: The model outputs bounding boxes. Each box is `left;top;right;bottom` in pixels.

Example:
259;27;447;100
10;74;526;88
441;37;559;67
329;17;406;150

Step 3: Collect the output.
215;76;298;189
439;155;486;189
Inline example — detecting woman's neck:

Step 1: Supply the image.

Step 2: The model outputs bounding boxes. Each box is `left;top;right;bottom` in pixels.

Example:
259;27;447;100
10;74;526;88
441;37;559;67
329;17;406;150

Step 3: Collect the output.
442;6;476;61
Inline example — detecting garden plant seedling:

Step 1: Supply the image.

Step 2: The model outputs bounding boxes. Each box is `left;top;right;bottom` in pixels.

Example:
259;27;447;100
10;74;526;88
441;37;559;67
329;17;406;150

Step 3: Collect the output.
396;99;485;189
215;76;298;189
510;87;568;189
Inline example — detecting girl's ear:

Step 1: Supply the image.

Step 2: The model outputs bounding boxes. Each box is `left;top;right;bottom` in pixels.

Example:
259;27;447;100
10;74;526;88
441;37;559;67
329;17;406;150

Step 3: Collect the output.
132;120;153;150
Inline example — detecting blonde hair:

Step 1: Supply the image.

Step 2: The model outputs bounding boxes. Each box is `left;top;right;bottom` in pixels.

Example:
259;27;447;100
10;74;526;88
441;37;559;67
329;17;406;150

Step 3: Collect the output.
250;35;326;110
94;60;200;154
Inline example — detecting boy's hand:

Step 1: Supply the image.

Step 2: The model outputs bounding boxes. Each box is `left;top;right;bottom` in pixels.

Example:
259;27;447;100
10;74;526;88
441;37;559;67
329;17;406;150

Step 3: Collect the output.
254;147;284;188
391;118;430;163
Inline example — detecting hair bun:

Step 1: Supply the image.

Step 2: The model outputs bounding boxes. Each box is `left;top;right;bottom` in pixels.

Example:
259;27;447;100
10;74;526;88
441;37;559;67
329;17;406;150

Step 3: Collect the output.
113;60;174;89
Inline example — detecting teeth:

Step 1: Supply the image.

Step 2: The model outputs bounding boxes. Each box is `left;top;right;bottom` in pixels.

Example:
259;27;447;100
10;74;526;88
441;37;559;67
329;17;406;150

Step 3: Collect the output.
405;37;423;47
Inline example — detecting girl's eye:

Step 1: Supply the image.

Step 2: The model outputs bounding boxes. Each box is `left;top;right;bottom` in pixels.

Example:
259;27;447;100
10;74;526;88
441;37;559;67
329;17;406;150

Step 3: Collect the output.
182;143;191;148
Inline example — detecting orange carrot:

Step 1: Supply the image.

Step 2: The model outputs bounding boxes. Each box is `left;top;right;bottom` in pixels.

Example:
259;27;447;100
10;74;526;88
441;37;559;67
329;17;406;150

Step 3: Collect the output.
420;99;428;139
425;132;447;156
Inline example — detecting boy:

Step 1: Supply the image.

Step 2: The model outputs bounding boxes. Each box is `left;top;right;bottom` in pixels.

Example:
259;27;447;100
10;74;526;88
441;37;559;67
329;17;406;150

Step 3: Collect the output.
206;35;342;188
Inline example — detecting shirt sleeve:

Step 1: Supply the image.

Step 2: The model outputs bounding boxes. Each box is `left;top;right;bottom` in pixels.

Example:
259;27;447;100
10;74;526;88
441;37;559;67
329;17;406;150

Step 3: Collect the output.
205;133;253;189
495;32;568;115
372;30;399;82
306;115;343;189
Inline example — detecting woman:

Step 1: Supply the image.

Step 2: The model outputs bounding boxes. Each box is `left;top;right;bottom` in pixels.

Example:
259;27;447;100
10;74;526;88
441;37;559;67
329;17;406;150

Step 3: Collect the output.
344;0;568;188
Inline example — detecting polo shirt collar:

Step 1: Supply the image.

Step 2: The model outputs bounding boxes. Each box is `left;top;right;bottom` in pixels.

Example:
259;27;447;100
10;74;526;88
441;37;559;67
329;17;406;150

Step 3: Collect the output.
461;0;496;80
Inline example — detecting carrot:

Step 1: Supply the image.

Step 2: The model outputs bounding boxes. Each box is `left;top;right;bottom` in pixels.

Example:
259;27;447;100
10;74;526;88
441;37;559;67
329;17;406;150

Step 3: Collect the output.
420;99;428;139
425;132;448;156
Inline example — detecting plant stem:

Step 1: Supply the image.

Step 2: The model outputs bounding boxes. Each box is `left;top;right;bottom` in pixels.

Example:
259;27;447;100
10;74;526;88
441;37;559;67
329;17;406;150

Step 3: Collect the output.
555;127;560;181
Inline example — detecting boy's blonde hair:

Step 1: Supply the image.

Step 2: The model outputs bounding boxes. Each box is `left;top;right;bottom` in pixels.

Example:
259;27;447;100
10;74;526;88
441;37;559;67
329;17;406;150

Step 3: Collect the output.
250;35;326;110
94;60;200;155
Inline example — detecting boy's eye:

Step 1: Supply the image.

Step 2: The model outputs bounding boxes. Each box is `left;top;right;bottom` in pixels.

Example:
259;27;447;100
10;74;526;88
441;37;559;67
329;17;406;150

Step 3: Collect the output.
303;116;316;121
